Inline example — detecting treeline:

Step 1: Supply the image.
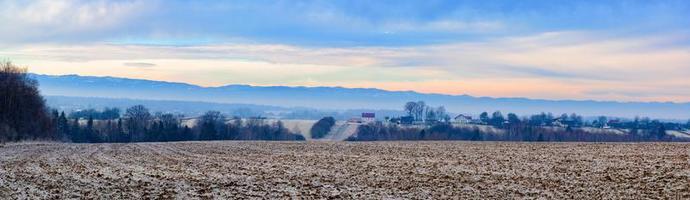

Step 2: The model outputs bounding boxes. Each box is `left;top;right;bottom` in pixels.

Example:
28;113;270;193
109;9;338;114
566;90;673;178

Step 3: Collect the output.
350;122;689;142
475;111;679;139
52;106;305;143
403;101;450;123
1;62;303;143
347;101;690;142
68;107;121;120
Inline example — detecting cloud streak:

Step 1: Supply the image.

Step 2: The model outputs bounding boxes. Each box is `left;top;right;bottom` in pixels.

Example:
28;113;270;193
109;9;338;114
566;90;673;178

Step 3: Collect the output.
123;62;156;68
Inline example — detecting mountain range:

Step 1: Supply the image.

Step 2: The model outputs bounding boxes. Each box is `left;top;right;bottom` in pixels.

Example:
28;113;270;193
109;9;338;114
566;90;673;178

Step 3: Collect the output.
32;74;690;120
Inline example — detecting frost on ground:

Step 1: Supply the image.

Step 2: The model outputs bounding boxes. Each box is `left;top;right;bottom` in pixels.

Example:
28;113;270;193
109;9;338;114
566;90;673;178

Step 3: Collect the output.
1;141;689;199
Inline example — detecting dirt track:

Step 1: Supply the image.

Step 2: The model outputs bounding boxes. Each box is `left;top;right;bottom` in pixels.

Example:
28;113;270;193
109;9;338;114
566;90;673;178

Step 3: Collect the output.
1;141;689;199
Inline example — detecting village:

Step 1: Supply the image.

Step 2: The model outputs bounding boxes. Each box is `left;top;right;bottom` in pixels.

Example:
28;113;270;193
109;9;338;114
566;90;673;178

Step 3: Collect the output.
339;108;690;140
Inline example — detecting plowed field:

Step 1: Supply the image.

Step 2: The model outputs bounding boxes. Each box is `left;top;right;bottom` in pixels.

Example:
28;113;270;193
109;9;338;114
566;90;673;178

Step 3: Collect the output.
1;141;689;199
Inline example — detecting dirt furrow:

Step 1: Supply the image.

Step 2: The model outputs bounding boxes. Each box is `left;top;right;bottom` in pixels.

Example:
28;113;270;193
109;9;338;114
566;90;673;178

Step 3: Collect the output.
1;141;689;199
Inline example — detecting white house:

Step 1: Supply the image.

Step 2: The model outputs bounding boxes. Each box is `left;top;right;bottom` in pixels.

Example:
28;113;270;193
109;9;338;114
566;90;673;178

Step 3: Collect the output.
362;112;375;123
453;114;473;124
552;117;567;128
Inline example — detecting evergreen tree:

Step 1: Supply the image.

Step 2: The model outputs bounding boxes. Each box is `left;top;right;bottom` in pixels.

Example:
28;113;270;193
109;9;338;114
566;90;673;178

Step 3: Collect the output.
57;112;69;140
182;125;193;141
507;113;521;125
70;118;81;142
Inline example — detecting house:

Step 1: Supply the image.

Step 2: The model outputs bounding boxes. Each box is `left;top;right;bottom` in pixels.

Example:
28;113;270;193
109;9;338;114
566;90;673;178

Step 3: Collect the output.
552;117;567;127
399;116;414;125
361;112;376;123
453;114;473;124
607;119;621;128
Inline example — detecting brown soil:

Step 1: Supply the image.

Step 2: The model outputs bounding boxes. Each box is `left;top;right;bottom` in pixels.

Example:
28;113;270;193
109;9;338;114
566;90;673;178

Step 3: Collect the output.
1;141;689;199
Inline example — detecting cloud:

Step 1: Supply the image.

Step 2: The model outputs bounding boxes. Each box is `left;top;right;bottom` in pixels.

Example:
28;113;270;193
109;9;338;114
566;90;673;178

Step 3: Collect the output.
123;62;156;68
380;20;504;34
0;0;154;45
4;30;690;102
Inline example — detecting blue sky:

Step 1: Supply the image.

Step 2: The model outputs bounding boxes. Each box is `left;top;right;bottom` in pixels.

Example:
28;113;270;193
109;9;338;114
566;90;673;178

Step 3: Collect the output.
2;0;690;102
5;0;690;46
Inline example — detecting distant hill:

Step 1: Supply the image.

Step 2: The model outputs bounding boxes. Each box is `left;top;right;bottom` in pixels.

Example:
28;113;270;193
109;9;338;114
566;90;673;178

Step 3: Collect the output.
32;74;690;119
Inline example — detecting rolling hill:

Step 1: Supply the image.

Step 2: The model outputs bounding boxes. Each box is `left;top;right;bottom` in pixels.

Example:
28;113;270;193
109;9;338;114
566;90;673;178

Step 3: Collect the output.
32;74;690;120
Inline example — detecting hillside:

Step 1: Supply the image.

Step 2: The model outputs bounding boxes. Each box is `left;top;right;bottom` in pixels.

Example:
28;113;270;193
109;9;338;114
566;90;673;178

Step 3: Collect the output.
33;74;690;119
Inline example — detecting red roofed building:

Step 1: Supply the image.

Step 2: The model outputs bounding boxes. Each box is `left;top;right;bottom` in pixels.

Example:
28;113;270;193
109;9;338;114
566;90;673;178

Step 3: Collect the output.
362;112;375;123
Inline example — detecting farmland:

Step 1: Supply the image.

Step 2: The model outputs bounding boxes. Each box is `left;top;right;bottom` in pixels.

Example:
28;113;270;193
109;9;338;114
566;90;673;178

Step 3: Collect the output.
1;141;689;199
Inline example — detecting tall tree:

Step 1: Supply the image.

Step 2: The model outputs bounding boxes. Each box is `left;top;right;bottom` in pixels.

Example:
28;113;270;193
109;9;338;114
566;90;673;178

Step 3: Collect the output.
57;111;69;140
569;113;583;127
597;116;608;128
491;111;505;127
198;111;225;140
436;106;450;123
101;107;121;120
70;118;81;142
125;105;151;141
158;113;180;141
0;61;53;142
404;102;417;118
507;113;520;125
85;115;99;142
415;101;426;122
480;112;490;124
425;108;437;123
310;116;336;139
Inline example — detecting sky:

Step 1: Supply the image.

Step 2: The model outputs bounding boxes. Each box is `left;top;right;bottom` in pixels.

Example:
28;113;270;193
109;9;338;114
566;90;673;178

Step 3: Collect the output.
1;0;690;102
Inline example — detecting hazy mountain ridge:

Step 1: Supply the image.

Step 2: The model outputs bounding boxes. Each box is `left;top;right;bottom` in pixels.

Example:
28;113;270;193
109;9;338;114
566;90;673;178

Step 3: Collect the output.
32;74;690;119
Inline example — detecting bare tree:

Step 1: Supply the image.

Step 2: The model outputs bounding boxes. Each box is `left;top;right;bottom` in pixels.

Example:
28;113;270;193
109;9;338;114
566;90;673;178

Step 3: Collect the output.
436;106;449;123
125;105;151;141
198;110;225;140
425;107;437;123
404;102;417;118
415;101;426;122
